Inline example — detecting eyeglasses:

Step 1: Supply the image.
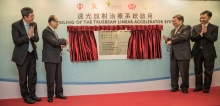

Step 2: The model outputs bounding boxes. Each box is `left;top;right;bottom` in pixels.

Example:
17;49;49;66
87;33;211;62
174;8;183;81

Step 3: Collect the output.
53;20;59;23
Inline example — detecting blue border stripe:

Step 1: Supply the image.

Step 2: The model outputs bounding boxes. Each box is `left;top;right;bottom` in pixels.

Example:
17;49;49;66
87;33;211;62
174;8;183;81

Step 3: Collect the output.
1;68;220;85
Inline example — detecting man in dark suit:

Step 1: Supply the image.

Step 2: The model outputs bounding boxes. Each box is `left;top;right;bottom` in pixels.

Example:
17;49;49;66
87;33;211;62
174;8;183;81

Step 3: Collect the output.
42;15;68;102
191;10;218;93
11;7;41;104
163;14;191;93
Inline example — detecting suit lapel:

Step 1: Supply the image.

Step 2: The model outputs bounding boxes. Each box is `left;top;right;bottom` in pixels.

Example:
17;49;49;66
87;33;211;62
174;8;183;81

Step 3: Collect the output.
206;23;212;34
198;24;202;33
171;29;175;38
47;26;58;39
20;19;28;36
172;25;184;38
176;25;184;35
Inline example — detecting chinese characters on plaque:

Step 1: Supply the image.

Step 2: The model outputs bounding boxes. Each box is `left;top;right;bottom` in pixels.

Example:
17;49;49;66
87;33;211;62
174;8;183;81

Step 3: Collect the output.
98;31;131;55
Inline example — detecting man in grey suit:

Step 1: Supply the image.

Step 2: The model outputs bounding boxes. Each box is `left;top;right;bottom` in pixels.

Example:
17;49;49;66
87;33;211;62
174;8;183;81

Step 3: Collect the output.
42;15;69;102
191;10;218;93
163;14;191;93
11;7;41;104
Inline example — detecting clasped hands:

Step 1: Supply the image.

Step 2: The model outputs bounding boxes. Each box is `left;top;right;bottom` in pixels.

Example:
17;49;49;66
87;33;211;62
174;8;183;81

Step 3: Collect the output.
28;26;34;38
200;25;207;35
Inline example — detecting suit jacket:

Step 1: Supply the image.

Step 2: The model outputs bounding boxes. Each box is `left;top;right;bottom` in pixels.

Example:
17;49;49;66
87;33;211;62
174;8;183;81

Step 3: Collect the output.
167;25;192;60
11;19;39;65
191;23;218;59
42;26;66;63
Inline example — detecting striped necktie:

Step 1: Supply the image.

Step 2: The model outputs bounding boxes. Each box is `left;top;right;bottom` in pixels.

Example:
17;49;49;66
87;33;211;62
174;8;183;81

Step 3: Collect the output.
54;31;59;39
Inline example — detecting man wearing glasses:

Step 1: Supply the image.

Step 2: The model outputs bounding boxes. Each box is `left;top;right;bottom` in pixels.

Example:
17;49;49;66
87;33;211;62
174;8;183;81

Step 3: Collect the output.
42;15;69;102
163;14;191;93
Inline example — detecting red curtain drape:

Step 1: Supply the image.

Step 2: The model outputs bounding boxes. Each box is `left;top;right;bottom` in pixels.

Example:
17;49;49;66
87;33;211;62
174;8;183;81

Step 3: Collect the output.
127;25;163;59
67;26;98;62
67;25;163;61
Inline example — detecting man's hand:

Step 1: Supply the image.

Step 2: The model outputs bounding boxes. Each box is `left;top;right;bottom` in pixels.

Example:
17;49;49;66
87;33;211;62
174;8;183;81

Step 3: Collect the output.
166;41;172;45
61;45;67;49
203;25;207;33
64;38;69;45
200;25;207;35
163;35;168;41
28;26;34;38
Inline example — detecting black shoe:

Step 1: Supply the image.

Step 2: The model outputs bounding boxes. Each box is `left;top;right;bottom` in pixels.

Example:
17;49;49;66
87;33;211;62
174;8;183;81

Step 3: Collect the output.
170;88;179;92
193;88;203;92
182;89;188;93
24;97;35;104
48;97;53;102
56;95;67;99
203;89;210;93
31;96;41;101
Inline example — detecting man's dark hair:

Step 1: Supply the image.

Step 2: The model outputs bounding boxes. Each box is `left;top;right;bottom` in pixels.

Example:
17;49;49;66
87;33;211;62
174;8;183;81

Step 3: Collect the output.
48;15;56;23
173;14;184;23
21;7;33;19
200;10;212;17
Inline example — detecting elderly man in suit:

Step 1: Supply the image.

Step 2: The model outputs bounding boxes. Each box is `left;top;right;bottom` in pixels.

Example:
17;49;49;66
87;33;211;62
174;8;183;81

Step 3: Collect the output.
11;7;41;104
42;15;69;102
163;14;191;93
191;10;219;93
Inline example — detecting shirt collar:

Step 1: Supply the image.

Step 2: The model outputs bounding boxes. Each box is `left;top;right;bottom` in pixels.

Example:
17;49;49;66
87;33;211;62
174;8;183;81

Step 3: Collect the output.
48;25;55;32
23;19;28;27
204;23;209;27
176;24;182;30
